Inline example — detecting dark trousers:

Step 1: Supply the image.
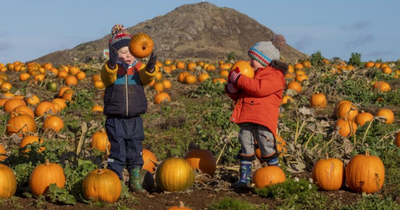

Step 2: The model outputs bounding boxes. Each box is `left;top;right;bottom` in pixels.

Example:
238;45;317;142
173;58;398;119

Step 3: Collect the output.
105;116;144;180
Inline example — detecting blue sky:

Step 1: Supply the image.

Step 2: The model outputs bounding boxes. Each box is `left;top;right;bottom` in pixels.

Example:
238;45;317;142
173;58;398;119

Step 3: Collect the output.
1;0;399;64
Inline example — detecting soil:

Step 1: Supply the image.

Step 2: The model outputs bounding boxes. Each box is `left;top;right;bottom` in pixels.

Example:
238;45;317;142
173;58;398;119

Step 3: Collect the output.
0;169;368;210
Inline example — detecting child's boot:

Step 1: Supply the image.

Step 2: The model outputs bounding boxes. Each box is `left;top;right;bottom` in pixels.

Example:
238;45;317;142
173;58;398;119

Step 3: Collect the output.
129;167;147;194
230;160;252;189
267;157;279;166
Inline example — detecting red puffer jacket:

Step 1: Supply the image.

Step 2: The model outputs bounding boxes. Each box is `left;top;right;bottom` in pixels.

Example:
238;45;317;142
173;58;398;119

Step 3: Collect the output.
226;61;286;136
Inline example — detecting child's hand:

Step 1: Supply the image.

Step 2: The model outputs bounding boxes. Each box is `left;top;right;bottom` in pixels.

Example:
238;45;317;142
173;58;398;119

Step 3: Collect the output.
108;46;118;69
146;52;157;73
229;67;242;84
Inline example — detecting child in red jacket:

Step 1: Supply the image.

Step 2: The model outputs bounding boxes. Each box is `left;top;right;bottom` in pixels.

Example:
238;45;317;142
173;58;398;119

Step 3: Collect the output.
225;34;288;189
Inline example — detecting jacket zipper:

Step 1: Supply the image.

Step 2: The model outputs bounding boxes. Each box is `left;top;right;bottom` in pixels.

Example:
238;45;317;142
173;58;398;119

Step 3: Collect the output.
125;69;128;116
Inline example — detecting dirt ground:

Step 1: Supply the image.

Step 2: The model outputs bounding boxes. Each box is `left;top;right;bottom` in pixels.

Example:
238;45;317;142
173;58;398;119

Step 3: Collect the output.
0;170;365;210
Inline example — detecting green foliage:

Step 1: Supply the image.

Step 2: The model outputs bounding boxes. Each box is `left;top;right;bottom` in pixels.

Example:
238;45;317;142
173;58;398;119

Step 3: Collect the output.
189;79;225;97
227;51;236;62
348;52;362;67
47;184;77;205
63;158;98;200
310;50;325;66
339;194;400;210
208;197;267;210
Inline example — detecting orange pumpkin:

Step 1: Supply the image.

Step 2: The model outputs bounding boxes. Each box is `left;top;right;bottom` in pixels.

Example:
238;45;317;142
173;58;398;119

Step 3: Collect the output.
310;93;327;108
153;82;165;93
29;159;65;197
35;101;57;116
154;92;171;104
129;33;154;58
230;60;254;79
142;148;157;173
184;149;216;176
0;164;17;199
3;99;26;113
162;79;172;89
0;144;7;161
91;129;111;152
345;151;385;194
43;115;64;133
394;132;400;147
287;81;302;93
82;168;121;203
156;158;195;192
336;119;357;137
185;75;197;84
167;201;193;210
20;135;45;153
25;94;40;106
252;166;286;188
311;156;344;191
11;105;35;119
6;114;37;136
197;73;210;83
373;81;391;92
375;108;394;124
336;101;358;122
355;111;374;127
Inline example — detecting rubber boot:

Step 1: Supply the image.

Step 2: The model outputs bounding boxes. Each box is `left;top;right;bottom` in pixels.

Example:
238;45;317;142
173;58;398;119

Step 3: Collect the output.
267;157;279;166
129;167;148;194
230;160;252;189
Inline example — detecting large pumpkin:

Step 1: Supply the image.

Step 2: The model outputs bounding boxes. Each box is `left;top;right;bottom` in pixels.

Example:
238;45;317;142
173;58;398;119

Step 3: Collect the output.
129;33;154;58
6;114;37;136
230;60;254;79
252;166;286;188
184;149;216;176
156;158;194;192
345;151;385;194
29;159;66;197
0;164;17;199
91;129;110;152
142;149;157;173
82;168;121;203
311;156;344;191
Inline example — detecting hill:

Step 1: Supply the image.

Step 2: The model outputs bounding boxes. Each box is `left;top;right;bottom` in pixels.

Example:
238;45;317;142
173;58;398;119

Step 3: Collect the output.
32;2;307;66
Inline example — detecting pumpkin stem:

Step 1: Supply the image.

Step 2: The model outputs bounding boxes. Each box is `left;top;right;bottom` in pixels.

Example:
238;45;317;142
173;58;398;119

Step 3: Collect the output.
178;201;185;208
325;152;329;159
44;159;50;166
365;150;370;156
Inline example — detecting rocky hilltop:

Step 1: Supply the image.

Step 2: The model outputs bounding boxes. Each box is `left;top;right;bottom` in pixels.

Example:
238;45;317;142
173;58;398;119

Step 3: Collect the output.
32;2;306;66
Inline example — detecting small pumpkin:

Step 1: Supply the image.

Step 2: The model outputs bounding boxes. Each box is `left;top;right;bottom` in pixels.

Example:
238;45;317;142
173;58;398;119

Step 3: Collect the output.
142;148;157;173
197;73;210;83
35;101;57;116
336;101;358;122
43;115;64;133
29;159;66;197
82;168;121;203
91;129;111;152
394;132;400;147
185;75;197;84
20;135;45;153
153;81;165;93
11;105;35;119
375;108;394;124
162;79;172;89
0;164;17;199
6;114;37;136
355;111;374;127
3;99;26;113
336;119;357;137
252;166;286;188
287;81;302;94
156;158;195;192
0;144;6;161
154;92;171;104
184;149;216;176
311;155;344;191
230;60;254;79
310;93;327;109
129;33;154;58
345;151;385;194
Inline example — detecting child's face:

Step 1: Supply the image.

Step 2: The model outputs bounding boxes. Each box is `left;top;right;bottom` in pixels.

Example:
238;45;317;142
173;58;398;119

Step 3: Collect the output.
117;46;136;64
250;58;263;71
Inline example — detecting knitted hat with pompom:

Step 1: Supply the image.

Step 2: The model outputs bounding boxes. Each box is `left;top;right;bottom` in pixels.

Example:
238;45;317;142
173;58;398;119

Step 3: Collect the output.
109;24;132;50
248;34;286;67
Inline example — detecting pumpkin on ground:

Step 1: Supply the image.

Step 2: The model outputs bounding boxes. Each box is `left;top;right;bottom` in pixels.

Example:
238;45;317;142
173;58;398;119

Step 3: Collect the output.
156;158;194;192
0;164;17;199
82;168;121;203
20;135;45;153
6;114;37;136
43;115;64;133
394;132;400;147
345;151;385;194
142;149;157;173
29;159;66;197
184;149;216;176
167;201;193;210
336;119;357;137
355;111;374;127
0;144;6;161
91;129;110;152
252;166;286;188
311;155;344;191
375;108;394;124
310;93;327;109
154;92;171;104
129;33;154;58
